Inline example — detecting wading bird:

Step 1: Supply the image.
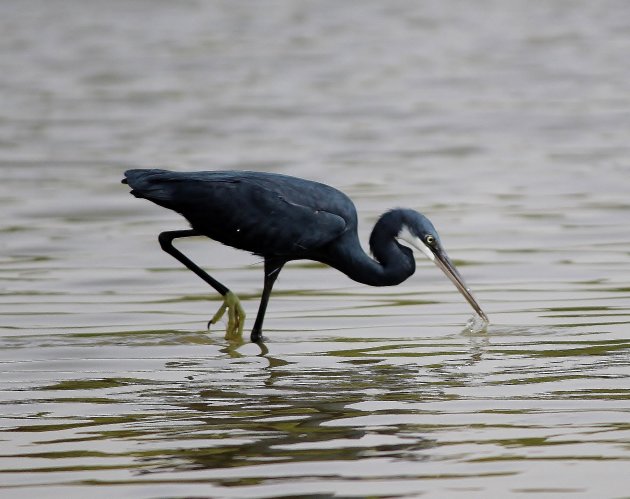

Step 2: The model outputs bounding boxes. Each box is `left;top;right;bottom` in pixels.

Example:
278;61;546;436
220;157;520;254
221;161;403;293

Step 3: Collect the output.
123;169;488;342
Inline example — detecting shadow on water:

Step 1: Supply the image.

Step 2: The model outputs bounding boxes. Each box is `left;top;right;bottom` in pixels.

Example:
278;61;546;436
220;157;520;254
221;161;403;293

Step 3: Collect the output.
145;363;437;474
3;2;630;495
1;330;490;477
2;322;630;497
152;338;450;474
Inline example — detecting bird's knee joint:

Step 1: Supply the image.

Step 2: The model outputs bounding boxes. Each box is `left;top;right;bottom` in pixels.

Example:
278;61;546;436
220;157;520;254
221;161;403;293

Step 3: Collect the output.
158;232;173;250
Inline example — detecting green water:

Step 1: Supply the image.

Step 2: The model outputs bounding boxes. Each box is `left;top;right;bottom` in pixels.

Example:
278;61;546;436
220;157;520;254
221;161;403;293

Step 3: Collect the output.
2;1;630;498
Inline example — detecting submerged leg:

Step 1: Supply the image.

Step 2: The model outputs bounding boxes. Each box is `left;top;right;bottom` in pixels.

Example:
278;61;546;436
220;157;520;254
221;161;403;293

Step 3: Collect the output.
158;229;245;339
251;258;285;343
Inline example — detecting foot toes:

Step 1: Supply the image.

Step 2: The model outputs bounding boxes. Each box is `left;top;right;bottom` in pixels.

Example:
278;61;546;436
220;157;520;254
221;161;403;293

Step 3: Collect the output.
213;291;245;340
209;302;227;326
204;291;247;340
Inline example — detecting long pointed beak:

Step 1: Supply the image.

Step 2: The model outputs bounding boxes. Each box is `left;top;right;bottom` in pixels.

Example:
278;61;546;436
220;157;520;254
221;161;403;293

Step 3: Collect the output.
397;232;489;323
432;248;488;323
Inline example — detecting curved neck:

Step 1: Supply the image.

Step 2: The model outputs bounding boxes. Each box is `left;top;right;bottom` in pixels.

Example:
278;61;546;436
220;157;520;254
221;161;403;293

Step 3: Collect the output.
325;222;416;287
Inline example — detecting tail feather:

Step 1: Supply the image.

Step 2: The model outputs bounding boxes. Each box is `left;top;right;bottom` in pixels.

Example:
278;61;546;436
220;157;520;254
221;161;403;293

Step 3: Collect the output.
122;169;175;202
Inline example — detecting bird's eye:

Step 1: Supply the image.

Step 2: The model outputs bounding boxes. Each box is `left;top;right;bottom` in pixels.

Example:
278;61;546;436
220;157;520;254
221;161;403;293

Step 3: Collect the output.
425;235;436;245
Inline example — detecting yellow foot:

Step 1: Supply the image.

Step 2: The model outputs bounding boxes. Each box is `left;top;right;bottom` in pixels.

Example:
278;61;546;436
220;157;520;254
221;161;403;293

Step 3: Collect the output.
207;291;246;340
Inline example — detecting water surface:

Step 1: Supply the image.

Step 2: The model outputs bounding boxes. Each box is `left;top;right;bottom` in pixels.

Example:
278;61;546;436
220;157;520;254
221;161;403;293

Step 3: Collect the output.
1;1;630;498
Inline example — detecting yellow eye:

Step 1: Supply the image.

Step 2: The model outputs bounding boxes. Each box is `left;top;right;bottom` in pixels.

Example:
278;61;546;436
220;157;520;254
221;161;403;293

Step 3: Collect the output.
425;235;435;245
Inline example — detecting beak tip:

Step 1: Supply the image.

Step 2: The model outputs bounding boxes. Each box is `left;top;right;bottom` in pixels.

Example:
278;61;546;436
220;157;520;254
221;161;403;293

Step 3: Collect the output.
431;248;489;325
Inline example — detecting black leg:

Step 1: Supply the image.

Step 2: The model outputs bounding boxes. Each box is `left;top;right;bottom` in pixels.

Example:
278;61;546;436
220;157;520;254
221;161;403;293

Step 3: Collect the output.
158;229;245;339
158;229;229;295
251;258;285;343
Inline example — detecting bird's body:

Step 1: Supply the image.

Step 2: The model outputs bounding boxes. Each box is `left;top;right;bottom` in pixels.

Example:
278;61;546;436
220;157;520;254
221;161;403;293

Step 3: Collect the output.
129;170;350;257
123;169;487;342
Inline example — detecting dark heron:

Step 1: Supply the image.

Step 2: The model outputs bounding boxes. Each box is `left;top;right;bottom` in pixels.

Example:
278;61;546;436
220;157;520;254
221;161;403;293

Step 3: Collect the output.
123;169;488;342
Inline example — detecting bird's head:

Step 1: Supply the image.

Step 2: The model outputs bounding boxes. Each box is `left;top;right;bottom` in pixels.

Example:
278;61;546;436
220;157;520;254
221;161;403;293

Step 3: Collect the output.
395;210;488;323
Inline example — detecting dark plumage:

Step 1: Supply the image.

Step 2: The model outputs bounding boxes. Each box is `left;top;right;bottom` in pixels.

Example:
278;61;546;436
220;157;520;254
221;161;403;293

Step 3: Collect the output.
123;169;487;342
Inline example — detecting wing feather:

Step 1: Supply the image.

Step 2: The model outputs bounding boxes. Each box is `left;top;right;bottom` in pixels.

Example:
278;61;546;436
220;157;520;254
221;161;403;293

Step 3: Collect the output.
124;169;351;257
